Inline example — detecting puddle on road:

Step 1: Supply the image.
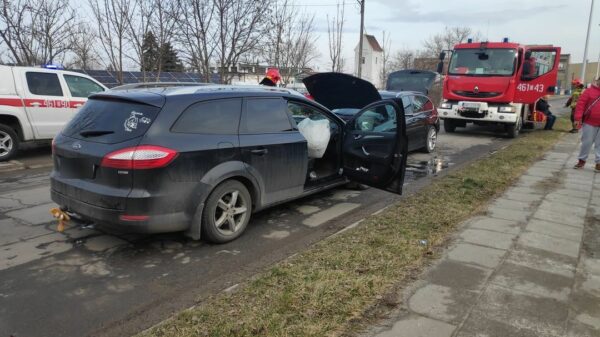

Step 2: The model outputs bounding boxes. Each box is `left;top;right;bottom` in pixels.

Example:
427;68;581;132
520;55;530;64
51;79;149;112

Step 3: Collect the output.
405;156;452;181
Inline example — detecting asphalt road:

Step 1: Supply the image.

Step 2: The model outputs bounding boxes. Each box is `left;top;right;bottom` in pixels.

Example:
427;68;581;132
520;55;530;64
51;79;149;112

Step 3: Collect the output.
0;104;566;337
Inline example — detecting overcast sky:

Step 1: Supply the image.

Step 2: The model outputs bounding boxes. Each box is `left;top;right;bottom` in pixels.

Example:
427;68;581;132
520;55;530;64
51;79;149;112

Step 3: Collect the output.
305;0;598;72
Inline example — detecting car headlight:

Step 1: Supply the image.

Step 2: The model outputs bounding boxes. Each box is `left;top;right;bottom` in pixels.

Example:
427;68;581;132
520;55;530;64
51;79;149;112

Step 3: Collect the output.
498;106;516;113
440;102;452;109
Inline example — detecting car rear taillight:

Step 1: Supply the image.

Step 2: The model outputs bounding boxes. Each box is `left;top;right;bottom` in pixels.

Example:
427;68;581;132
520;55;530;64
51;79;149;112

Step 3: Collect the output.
119;215;150;221
101;145;178;169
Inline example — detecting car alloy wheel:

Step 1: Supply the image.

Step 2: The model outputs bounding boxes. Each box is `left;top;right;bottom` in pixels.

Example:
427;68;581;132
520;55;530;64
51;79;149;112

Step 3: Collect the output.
0;130;13;158
426;127;437;152
0;125;18;161
202;180;252;243
214;190;248;235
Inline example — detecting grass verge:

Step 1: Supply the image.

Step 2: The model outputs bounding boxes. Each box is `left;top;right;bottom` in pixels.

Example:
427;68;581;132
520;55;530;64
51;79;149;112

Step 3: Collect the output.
141;118;570;337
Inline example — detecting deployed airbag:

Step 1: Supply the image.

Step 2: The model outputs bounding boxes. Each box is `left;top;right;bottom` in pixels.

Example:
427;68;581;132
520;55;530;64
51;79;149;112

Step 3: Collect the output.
297;118;330;159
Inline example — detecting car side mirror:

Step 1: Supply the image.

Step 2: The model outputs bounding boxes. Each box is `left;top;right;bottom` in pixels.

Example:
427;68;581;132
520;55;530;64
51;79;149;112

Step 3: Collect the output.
439;52;446;60
436;61;444;74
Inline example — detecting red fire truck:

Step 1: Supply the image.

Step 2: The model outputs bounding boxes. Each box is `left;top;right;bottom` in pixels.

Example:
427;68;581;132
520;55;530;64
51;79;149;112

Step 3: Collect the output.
436;40;561;138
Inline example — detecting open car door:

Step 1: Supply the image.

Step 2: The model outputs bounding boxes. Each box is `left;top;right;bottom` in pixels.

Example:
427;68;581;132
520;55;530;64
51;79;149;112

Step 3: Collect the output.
514;46;561;104
342;100;408;195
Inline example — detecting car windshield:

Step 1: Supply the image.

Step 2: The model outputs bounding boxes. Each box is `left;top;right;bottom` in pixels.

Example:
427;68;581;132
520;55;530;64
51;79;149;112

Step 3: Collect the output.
386;71;435;92
448;48;516;76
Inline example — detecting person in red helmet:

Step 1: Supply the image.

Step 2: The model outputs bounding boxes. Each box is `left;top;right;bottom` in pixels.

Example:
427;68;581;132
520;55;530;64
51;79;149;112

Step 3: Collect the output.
565;79;586;133
260;68;281;87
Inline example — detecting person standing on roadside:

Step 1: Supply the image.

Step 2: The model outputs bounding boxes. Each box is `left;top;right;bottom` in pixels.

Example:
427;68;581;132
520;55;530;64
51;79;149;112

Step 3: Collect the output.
573;77;600;171
565;79;585;133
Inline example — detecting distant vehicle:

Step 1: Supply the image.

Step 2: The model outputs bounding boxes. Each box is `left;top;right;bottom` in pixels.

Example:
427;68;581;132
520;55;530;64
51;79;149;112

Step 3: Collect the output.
51;84;409;243
304;73;439;153
0;65;107;160
386;69;442;105
437;39;561;138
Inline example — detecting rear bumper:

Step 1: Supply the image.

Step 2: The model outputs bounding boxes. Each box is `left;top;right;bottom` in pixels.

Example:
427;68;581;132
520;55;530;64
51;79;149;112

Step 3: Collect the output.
51;188;190;233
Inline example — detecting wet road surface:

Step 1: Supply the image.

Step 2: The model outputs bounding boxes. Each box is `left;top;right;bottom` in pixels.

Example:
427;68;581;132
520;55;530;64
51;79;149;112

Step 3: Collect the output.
0;119;556;336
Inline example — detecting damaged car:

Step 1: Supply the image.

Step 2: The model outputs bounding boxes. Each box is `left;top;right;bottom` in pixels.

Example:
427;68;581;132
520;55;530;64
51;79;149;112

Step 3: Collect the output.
51;83;408;243
303;73;440;153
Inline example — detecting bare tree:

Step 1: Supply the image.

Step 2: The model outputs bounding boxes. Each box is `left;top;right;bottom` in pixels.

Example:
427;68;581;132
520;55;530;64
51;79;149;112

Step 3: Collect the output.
0;0;76;65
264;0;319;84
327;2;345;72
124;0;153;80
422;26;480;57
149;0;181;79
88;0;132;84
33;0;76;64
213;0;271;84
389;48;416;71
67;22;101;70
176;0;216;82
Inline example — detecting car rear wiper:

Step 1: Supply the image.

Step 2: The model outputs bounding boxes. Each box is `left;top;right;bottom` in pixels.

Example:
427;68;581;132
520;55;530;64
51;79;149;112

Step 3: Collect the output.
79;130;115;137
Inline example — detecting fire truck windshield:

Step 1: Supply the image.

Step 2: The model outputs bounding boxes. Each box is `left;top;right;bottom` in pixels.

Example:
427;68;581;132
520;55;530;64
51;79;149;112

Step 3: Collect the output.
448;48;517;76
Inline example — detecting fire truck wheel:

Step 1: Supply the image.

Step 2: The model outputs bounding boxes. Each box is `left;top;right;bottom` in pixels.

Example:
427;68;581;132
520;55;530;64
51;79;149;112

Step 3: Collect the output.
505;119;521;138
0;124;19;162
443;119;456;133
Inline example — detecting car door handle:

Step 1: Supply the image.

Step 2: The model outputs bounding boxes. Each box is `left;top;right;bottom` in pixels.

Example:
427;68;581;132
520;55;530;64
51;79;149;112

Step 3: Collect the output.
250;148;268;156
354;134;363;140
73;103;83;108
30;102;41;107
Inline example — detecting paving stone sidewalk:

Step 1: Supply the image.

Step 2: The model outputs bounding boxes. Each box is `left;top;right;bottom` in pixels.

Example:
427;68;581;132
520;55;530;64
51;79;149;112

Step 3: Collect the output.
364;133;600;337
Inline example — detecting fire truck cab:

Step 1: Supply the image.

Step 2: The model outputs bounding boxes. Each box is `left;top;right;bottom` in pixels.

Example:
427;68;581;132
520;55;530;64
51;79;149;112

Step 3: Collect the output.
437;41;561;138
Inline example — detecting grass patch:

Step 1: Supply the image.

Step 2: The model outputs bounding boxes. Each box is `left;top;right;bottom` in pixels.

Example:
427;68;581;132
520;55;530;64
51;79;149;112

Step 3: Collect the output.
141;118;570;337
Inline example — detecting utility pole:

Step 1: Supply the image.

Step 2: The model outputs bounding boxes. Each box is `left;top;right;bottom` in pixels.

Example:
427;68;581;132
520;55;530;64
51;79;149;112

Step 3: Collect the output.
357;0;365;78
582;0;595;82
596;24;600;80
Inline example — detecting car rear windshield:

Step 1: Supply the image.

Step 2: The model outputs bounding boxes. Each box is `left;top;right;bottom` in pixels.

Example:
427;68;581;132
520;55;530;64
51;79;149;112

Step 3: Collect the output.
62;98;161;144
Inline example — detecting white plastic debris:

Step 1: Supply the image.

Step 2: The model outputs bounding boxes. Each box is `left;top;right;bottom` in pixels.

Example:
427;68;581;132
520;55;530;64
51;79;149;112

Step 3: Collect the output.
297;118;331;159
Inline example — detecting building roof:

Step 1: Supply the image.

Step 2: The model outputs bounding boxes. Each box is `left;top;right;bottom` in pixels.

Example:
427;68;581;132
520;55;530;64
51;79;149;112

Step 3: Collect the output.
365;35;383;52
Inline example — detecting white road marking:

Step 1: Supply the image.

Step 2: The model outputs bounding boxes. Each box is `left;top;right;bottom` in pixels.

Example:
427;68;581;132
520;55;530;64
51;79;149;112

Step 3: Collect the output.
302;203;360;228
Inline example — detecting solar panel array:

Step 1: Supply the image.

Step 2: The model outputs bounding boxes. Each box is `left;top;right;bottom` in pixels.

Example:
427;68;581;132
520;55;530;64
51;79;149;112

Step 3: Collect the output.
73;69;220;88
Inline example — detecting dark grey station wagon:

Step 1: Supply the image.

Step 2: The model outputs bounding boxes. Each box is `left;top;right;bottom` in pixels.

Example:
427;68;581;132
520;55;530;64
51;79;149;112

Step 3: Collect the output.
51;80;408;243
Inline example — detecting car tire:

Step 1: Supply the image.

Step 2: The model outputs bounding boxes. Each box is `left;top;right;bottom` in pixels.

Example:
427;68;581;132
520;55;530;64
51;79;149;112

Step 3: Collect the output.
0;124;19;162
201;180;252;244
443;119;456;133
421;126;437;153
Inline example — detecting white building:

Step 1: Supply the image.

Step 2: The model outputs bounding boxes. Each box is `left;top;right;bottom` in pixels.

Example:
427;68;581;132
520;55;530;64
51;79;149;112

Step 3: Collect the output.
354;34;384;88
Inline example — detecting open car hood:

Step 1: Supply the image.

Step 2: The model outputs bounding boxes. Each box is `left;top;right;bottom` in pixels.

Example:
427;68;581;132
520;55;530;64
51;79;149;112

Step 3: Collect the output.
302;72;382;110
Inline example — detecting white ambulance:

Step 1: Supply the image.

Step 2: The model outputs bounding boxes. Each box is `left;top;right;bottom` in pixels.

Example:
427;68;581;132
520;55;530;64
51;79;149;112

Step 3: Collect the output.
0;65;107;160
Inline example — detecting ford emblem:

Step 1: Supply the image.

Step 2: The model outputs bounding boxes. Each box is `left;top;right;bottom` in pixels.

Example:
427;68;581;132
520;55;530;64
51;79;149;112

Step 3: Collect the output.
72;142;82;150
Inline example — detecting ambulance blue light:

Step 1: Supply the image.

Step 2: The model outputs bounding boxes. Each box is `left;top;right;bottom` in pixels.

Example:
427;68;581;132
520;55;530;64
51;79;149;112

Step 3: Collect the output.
503;37;509;43
42;64;64;70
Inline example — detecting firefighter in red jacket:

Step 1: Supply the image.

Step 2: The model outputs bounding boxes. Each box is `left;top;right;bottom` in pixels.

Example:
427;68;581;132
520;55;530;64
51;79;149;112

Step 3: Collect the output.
573;76;600;171
260;68;281;87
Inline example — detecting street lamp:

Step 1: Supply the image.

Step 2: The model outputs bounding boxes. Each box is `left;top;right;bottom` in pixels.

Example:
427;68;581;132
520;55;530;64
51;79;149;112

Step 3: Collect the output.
582;0;595;82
